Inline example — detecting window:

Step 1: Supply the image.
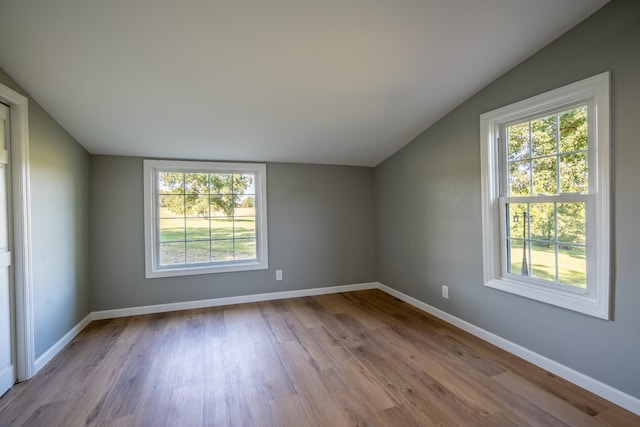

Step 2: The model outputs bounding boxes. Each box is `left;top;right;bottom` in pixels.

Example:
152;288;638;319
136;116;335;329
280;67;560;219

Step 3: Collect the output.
143;160;268;278
480;72;610;319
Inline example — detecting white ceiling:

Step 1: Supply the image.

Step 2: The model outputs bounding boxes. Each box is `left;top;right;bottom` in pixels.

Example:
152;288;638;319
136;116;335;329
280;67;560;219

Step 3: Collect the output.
0;0;608;167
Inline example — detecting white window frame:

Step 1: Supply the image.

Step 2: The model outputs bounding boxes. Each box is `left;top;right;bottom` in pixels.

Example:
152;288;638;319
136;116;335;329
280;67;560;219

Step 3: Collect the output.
143;159;268;278
480;72;610;319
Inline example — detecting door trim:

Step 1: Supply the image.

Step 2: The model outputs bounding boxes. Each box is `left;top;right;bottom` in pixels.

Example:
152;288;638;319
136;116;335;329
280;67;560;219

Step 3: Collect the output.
0;82;34;381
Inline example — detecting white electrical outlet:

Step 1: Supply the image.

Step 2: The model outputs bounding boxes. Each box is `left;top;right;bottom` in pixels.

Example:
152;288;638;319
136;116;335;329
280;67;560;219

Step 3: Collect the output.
276;270;283;281
442;285;449;299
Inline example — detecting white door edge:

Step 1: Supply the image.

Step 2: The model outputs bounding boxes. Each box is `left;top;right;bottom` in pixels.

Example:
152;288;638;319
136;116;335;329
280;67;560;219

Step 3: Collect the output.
0;82;35;382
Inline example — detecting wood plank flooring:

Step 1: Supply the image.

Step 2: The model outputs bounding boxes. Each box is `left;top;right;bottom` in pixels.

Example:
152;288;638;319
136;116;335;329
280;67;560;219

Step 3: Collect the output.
0;289;638;426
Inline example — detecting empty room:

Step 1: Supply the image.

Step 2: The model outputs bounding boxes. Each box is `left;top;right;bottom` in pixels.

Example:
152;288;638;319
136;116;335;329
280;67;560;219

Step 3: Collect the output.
0;0;639;425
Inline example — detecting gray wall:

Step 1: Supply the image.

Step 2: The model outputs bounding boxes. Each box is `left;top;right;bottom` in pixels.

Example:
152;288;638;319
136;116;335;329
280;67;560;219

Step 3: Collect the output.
0;67;91;359
375;0;640;400
90;157;376;310
375;0;640;399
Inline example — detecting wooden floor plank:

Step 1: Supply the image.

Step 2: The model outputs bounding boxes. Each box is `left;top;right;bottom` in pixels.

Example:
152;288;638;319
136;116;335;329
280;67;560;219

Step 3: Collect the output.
169;383;204;427
492;371;609;427
0;289;637;426
595;406;640;426
272;310;335;371
269;394;312;427
438;324;612;416
275;339;353;426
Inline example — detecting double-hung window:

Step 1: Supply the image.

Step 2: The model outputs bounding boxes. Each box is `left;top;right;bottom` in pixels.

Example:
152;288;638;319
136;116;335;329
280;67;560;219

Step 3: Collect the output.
143;160;268;278
480;72;610;319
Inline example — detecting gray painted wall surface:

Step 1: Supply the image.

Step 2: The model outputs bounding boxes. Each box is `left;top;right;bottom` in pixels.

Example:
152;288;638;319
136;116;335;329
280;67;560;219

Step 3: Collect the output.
375;0;640;399
89;157;375;311
0;67;91;358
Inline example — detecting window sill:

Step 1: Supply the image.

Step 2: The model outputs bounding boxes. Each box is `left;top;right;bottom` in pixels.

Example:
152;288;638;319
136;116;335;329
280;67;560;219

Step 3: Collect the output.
485;277;609;319
146;260;268;279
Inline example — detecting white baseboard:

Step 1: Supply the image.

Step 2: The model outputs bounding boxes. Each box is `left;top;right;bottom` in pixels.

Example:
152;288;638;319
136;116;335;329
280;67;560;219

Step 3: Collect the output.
34;313;93;374
377;283;640;416
92;282;379;320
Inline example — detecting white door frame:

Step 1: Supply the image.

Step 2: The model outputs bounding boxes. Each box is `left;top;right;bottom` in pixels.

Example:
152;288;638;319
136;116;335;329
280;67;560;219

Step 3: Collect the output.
0;82;34;382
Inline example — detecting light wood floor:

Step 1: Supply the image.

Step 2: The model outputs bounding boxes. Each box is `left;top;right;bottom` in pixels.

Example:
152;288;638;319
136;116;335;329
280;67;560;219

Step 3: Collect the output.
0;289;638;426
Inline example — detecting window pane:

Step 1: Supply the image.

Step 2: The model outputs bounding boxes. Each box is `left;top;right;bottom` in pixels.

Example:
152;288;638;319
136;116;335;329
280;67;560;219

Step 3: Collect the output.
159;218;184;242
186;241;210;263
234;217;255;239
558;245;586;289
508;203;530;277
559;106;587;153
507;122;530;161
160;242;185;265
533;157;557;195
234;196;255;223
183;195;210;217
235;238;256;260
233;173;254;195
185;173;209;194
211;217;233;239
236;195;255;212
159;172;184;194
210;173;233;194
557;203;585;244
509;161;531;196
508;239;528;276
560;152;588;194
531;115;557;156
530;242;556;282
159;195;185;218
186;218;210;240
212;239;234;261
507;203;527;240
210;194;234;217
530;203;555;243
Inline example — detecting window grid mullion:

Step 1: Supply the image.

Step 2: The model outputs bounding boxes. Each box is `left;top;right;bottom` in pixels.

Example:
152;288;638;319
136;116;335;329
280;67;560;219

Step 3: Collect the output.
554;202;559;283
555;113;561;196
182;173;187;265
208;173;212;264
522;148;586;162
528;121;533;197
554;113;561;284
526;203;531;277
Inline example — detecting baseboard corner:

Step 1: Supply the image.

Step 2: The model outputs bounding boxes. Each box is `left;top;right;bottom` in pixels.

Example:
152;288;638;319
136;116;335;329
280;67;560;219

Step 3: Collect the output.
34;312;93;374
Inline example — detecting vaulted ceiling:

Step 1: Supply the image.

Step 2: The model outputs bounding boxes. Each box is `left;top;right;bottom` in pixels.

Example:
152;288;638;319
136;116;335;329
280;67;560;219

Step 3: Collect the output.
0;0;608;166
